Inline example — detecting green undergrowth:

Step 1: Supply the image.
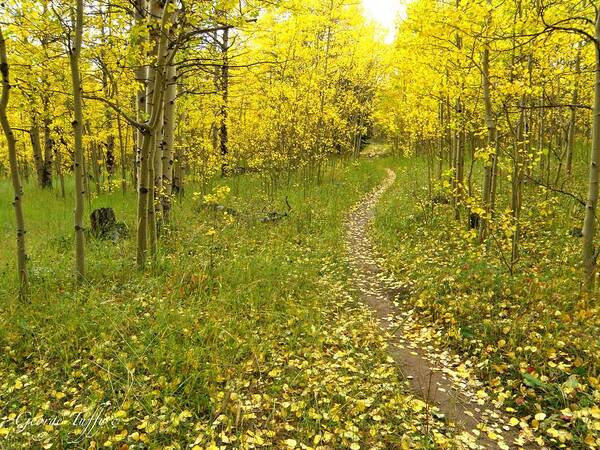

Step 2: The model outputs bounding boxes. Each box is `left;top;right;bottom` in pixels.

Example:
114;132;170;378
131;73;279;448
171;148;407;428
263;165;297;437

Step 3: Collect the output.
0;158;458;449
373;157;600;449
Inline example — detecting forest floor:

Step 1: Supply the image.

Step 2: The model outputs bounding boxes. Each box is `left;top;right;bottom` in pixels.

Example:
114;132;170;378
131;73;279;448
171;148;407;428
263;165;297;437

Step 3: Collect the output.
0;152;599;449
1;158;460;449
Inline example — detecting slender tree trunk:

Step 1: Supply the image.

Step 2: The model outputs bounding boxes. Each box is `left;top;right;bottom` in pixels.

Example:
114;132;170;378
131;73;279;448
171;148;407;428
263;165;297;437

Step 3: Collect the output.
453;99;464;220
137;126;152;268
220;25;230;176
583;24;600;291
20;135;29;183
452;2;463;220
106;128;115;189
490;132;499;214
173;108;185;196
90;137;101;195
438;100;444;180
539;92;545;173
511;100;525;265
69;0;85;282
135;0;148;190
115;88;127;195
566;48;581;176
479;39;497;242
82;144;91;206
42;98;53;188
54;143;65;198
136;0;170;269
147;107;162;257
30;119;45;188
162;61;176;222
0;26;28;297
145;0;165;259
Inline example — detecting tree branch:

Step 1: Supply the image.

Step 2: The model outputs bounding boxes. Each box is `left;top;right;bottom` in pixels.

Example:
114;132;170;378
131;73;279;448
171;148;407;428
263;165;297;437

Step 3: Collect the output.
83;94;146;130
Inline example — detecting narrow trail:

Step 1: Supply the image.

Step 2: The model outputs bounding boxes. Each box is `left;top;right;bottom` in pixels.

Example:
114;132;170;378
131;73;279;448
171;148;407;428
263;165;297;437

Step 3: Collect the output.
344;169;534;450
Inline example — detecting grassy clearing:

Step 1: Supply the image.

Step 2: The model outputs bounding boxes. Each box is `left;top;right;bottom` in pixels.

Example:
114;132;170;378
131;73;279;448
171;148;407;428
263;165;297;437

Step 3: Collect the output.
373;156;600;448
0;158;458;449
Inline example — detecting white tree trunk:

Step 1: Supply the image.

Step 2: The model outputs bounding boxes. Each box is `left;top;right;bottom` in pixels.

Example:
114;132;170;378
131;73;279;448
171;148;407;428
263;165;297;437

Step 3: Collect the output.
162;62;177;222
582;20;600;291
69;0;85;282
136;0;170;269
0;26;28;297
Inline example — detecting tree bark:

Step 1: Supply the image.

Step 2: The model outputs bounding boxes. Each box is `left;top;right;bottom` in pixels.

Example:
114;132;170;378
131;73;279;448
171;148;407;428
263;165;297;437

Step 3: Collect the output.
42;98;53;188
566;48;581;176
582;21;600;291
54;143;65;198
114;83;127;195
220;25;230;176
69;0;85;282
0;26;28;297
30;119;44;188
134;0;148;190
511;96;526;265
438;100;444;180
162;61;176;222
136;0;170;269
479;38;496;242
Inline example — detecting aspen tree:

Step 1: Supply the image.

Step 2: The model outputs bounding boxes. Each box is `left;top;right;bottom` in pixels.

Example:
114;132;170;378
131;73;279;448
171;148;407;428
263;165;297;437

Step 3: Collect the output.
0;26;28;297
69;0;86;282
161;61;177;222
41;95;53;188
146;0;166;258
136;0;171;269
478;0;497;242
30;117;45;187
217;17;230;176
134;0;148;188
537;3;600;290
582;15;600;290
566;47;581;176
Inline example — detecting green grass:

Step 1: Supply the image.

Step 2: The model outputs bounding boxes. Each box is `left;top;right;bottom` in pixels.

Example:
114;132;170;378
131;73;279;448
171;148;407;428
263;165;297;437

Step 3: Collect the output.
372;155;600;448
0;158;458;449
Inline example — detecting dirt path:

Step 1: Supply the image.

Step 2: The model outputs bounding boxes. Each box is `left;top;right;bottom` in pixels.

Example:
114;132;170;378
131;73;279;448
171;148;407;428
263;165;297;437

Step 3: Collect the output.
344;169;534;450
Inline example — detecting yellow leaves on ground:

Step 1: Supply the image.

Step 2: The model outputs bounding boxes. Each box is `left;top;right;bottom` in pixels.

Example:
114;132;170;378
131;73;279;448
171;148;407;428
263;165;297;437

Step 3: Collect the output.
0;161;464;449
284;438;297;448
373;162;600;448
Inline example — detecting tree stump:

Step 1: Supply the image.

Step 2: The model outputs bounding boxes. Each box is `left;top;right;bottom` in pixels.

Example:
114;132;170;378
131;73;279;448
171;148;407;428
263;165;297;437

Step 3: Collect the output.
90;208;117;239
